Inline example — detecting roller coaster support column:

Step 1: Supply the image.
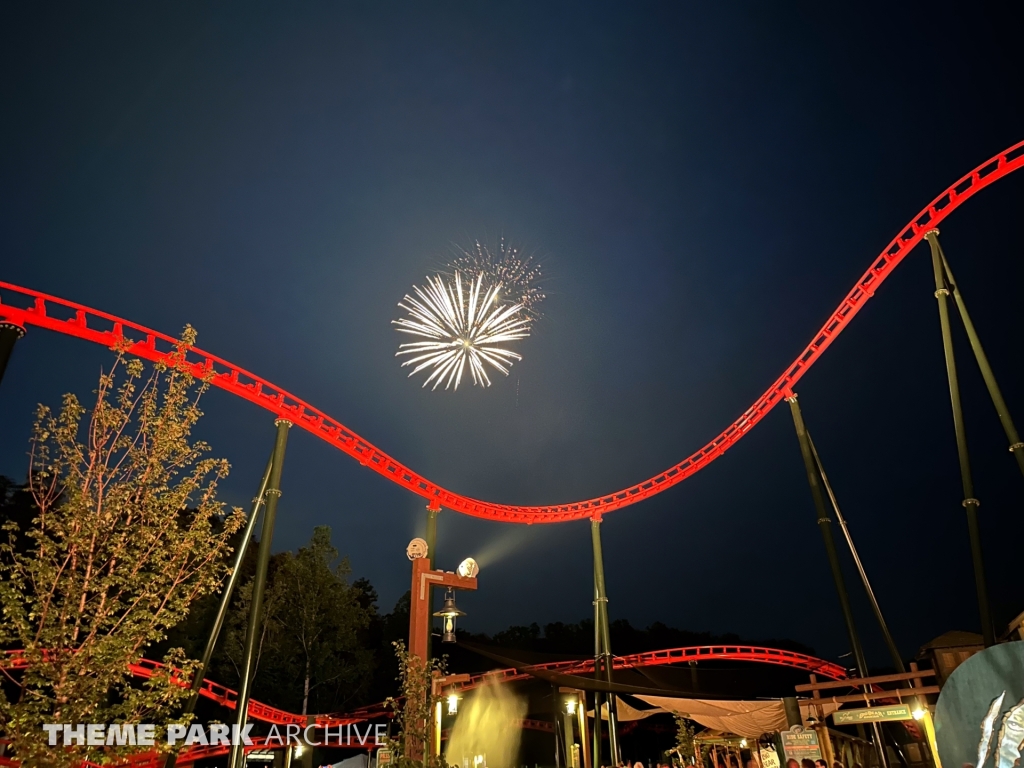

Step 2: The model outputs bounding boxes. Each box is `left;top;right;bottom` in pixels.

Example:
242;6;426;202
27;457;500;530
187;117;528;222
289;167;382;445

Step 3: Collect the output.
807;432;936;761
164;452;276;768
929;232;1024;480
229;419;291;768
924;230;994;647
807;434;904;674
591;516;620;767
786;394;888;768
0;322;25;390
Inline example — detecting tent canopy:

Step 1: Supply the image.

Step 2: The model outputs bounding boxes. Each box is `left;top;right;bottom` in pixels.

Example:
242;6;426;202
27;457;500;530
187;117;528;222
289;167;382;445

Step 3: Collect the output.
637;696;839;738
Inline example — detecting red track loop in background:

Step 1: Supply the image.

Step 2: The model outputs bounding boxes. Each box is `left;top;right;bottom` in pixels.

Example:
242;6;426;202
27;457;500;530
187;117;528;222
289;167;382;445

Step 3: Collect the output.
2;140;1022;523
1;643;846;728
451;644;847;691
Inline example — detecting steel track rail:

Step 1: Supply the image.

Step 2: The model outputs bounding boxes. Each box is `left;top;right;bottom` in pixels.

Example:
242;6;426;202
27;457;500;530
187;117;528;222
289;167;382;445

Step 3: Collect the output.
1;643;843;727
451;643;847;691
2;140;1021;522
0;651;386;730
0;643;847;767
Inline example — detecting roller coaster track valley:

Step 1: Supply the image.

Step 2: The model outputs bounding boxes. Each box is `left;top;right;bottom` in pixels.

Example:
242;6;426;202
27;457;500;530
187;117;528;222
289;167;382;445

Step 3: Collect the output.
1;140;1022;523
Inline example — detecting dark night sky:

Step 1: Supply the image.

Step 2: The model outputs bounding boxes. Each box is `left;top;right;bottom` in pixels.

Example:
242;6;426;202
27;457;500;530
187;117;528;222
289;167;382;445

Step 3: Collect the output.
1;2;1023;667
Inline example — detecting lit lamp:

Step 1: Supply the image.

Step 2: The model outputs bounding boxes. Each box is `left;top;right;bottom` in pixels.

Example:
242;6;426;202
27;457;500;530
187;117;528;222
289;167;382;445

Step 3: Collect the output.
433;588;466;643
565;698;577;716
448;693;460;715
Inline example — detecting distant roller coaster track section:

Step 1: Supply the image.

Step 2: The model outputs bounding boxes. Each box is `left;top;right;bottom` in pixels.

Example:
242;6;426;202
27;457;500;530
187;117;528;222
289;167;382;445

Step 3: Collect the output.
0;644;844;767
453;644;847;691
1;140;1022;523
0;643;844;725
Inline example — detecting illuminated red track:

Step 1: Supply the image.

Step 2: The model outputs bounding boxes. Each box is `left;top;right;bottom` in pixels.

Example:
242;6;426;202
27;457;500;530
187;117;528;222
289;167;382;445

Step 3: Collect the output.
455;644;847;691
0;644;844;721
0;651;387;730
0;644;843;766
1;141;1022;523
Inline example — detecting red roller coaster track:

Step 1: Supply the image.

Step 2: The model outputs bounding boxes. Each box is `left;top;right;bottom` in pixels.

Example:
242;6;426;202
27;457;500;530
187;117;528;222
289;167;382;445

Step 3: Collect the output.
0;644;845;728
1;141;1022;523
453;643;847;691
0;644;845;767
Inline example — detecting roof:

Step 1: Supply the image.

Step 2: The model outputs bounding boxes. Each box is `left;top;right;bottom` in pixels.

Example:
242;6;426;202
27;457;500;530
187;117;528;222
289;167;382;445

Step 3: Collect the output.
918;630;984;651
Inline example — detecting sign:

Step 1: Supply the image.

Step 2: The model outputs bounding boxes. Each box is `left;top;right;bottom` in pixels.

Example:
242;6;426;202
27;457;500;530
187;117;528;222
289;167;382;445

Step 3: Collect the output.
833;704;914;724
376;749;392;766
759;745;781;768
780;726;822;763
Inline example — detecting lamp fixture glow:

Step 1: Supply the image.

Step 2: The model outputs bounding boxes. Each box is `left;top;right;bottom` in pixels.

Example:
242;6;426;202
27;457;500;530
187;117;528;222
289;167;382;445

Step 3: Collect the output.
740;739;748;748
433;588;466;643
912;707;926;721
448;693;459;715
566;698;577;715
293;745;304;757
458;557;480;578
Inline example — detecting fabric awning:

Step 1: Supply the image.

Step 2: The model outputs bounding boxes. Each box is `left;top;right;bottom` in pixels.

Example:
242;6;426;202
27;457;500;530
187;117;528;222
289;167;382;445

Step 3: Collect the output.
588;696;661;721
636;696;840;738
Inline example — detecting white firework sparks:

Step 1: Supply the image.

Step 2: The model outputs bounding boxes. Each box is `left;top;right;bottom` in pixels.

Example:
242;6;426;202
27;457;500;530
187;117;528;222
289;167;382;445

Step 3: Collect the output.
448;239;545;319
393;271;531;390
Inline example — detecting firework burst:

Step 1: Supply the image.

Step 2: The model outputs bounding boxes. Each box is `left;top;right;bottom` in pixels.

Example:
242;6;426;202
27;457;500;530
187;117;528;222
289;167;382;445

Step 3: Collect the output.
393;271;531;390
448;239;545;319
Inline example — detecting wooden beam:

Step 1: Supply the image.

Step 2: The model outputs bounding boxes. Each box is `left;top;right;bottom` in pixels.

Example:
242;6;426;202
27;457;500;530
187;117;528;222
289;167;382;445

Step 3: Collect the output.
820;686;940;704
796;670;934;692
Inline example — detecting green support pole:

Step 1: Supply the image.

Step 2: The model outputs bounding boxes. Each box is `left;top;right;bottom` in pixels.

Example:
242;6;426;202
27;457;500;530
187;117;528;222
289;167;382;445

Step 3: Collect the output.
786;395;888;768
932;236;1024;479
164;452;275;768
809;432;931;762
0;322;25;390
426;504;439;661
591;518;620;766
807;434;904;673
229;419;291;768
925;230;994;647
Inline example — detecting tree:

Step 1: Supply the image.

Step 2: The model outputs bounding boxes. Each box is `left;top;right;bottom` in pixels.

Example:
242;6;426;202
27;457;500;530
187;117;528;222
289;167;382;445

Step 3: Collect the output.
275;526;373;714
672;716;698;766
218;526;373;714
384;641;447;768
0;330;244;767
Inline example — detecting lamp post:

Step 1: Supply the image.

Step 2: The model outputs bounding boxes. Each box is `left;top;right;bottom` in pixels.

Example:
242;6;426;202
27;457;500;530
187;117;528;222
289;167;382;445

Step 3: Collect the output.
406;540;478;762
407;540;478;662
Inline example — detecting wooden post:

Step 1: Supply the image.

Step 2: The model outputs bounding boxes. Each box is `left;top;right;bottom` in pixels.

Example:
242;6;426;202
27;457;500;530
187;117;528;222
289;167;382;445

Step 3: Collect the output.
408;557;477;663
809;674;834;767
406;555;477;761
577;691;591;768
909;663;941;768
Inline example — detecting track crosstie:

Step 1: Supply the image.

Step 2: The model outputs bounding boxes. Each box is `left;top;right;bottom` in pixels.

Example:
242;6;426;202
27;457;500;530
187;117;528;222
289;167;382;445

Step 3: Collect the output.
1;141;1022;523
